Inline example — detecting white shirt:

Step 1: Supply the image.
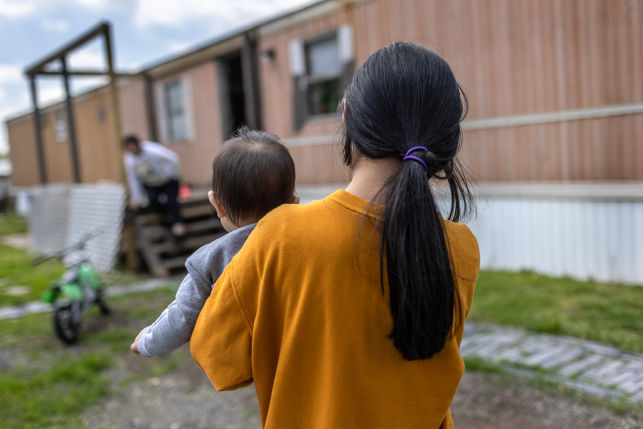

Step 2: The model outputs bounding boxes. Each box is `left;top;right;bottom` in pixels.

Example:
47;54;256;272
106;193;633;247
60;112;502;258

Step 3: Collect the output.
124;141;181;205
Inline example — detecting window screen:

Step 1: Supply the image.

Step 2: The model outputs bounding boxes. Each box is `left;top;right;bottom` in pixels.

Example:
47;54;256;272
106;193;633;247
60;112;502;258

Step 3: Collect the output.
307;37;341;77
164;79;187;141
305;36;341;116
55;110;67;143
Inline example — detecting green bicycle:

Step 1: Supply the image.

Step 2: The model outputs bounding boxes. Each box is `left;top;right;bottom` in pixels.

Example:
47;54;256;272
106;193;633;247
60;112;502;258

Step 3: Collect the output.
36;232;110;344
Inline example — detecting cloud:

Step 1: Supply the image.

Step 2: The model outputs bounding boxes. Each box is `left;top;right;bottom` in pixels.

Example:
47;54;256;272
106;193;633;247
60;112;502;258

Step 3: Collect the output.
0;90;29;155
68;49;105;70
0;64;23;84
167;41;191;54
42;18;70;32
73;0;109;7
134;0;314;29
0;0;116;20
35;83;64;105
0;0;35;18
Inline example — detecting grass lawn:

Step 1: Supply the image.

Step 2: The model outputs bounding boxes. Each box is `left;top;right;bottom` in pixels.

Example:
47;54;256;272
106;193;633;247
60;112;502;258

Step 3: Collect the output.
0;288;185;429
470;270;643;353
0;244;67;307
0;213;147;307
0;212;65;306
0;213;27;237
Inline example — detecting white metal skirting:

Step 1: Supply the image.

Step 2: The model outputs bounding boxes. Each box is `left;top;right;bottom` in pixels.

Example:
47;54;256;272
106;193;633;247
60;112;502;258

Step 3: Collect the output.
298;184;643;285
466;198;643;285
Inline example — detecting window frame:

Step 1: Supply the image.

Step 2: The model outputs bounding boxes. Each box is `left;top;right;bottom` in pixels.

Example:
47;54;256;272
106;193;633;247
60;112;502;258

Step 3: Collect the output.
163;79;187;142
155;76;195;144
289;26;354;131
55;110;67;143
303;32;343;121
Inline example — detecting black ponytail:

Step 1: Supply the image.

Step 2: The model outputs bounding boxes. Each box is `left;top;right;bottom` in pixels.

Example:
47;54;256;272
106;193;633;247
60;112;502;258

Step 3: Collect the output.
341;43;472;360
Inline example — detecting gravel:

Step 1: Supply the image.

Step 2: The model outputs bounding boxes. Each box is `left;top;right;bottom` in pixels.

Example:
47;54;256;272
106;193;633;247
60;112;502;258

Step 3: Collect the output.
83;350;261;429
452;371;642;429
83;359;642;429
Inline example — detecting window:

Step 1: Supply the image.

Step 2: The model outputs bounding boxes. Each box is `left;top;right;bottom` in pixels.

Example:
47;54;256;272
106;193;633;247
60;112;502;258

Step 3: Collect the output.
55;110;67;143
288;25;354;130
305;36;342;116
163;79;188;141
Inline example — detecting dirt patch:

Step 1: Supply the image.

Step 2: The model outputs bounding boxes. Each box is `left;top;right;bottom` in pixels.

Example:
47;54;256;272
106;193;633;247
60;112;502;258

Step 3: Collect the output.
83;346;261;429
452;371;642;429
84;361;641;429
5;288;640;428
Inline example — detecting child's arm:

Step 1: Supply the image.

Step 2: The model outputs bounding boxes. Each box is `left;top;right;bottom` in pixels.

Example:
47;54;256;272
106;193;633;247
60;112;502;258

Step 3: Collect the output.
132;224;257;357
134;272;212;358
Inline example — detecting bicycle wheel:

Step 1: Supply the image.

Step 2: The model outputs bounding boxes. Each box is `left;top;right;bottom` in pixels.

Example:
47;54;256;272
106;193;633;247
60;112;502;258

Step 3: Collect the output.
96;291;111;316
53;303;80;344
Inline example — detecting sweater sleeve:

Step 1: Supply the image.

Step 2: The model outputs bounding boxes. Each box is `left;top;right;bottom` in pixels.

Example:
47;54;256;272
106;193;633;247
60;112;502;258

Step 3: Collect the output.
138;271;212;358
190;259;254;391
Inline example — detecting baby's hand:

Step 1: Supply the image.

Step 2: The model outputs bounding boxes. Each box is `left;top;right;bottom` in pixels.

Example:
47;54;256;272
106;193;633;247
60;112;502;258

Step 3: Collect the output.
131;327;147;355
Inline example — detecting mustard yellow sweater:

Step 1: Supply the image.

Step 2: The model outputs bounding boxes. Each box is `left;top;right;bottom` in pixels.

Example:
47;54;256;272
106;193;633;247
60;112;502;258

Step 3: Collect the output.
191;190;480;429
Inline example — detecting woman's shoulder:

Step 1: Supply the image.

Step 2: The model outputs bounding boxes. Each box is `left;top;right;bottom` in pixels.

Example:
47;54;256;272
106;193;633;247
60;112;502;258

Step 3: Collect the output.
261;200;325;225
442;220;480;270
249;200;326;242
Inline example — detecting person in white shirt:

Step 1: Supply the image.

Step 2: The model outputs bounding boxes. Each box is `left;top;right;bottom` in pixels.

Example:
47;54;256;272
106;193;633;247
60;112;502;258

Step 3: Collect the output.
124;135;186;239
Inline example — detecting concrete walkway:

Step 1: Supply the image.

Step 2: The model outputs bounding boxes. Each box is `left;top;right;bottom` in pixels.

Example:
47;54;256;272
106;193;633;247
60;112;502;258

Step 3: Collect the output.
461;323;643;403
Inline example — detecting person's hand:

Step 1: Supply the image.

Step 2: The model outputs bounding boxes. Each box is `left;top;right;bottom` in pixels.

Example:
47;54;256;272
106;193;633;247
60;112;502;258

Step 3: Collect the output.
129;202;140;211
131;327;146;355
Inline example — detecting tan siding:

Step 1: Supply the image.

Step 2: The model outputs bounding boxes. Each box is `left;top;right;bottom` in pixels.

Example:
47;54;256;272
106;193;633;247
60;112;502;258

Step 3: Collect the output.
74;90;121;183
7;118;39;186
8;82;140;186
464;113;643;181
289;143;347;185
257;0;643;184
119;79;150;141
153;61;223;187
8;0;643;187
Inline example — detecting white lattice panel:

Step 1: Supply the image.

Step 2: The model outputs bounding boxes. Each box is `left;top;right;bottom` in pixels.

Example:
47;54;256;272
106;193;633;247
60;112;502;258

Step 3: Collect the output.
28;182;127;272
29;185;72;254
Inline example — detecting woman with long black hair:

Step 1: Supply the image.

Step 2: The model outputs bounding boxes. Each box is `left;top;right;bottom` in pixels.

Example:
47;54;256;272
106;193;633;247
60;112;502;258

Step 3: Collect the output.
191;42;480;429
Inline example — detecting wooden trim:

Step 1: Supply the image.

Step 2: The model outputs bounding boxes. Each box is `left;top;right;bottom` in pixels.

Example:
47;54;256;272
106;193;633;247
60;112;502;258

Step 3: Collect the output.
283;103;643;147
295;182;643;201
462;103;643;131
283;134;335;147
471;182;643;201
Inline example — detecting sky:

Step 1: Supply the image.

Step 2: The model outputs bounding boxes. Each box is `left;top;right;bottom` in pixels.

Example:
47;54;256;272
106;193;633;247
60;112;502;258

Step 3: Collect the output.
0;0;317;156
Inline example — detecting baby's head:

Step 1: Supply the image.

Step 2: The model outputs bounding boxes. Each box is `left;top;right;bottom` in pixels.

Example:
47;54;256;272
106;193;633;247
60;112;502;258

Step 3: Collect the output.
209;127;297;232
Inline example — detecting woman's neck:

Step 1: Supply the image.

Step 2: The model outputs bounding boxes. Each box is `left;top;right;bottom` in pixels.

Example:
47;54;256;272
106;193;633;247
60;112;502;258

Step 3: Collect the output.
344;156;402;203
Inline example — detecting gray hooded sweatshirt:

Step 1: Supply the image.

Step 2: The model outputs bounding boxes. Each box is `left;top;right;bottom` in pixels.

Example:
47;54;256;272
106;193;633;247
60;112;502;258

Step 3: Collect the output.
137;223;256;358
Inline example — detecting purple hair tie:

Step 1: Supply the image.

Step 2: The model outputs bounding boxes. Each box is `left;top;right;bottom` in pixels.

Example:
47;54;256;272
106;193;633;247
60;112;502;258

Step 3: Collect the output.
403;146;428;172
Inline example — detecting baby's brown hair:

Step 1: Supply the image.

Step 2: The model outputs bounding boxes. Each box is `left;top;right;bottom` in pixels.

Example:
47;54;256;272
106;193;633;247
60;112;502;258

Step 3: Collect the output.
211;126;296;226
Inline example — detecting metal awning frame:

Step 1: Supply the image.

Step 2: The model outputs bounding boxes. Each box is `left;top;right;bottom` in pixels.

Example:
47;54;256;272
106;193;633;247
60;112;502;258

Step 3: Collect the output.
26;21;135;184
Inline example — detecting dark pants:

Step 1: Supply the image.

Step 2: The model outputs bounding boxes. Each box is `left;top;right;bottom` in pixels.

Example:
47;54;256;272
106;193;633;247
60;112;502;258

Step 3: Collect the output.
144;179;183;227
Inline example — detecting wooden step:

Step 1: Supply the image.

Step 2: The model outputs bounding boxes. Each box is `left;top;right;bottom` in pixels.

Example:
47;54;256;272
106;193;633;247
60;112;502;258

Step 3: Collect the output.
135;202;216;226
151;232;227;253
134;198;226;277
159;256;191;270
186;218;222;232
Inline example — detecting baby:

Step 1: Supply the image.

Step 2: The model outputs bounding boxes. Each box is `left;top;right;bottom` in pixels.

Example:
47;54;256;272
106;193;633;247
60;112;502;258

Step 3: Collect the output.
131;127;297;357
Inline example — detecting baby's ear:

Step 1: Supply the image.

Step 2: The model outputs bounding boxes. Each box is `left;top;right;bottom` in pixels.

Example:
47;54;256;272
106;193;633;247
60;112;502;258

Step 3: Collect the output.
208;191;217;207
291;194;300;205
209;191;227;218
